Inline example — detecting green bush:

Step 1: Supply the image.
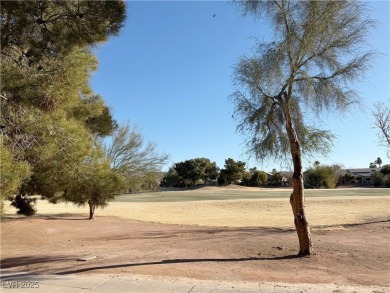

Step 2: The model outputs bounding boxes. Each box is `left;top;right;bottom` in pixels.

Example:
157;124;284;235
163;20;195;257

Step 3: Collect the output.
380;165;390;175
304;165;336;189
371;171;384;187
11;194;36;216
384;175;390;188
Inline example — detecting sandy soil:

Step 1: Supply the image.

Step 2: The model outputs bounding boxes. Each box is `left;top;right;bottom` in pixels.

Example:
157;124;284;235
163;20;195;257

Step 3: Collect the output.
2;188;389;291
1;216;389;289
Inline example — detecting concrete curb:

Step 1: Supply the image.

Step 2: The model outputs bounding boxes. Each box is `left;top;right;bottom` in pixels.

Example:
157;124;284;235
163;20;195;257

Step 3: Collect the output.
1;269;388;292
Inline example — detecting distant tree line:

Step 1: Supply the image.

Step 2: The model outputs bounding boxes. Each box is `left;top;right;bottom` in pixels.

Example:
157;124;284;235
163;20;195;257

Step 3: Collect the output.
161;157;287;188
371;165;390;187
305;162;390;189
161;158;390;189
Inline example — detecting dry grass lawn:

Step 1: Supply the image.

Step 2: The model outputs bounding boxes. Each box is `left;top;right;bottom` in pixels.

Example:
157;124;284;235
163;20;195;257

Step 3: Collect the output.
4;187;389;229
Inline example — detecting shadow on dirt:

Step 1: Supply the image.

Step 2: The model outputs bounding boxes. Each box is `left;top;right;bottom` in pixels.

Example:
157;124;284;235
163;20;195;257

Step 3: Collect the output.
1;256;71;269
55;255;303;275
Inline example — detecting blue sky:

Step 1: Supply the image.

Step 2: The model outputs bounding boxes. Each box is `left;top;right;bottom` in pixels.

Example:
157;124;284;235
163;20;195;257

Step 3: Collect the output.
91;1;390;172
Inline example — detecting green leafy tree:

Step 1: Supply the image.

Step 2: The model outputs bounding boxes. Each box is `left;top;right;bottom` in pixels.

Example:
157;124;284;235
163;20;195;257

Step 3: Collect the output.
173;158;219;187
61;147;127;220
371;171;384;187
27;121;168;219
304;165;336;189
1;1;126;65
380;164;390;175
162;167;181;187
341;172;357;185
384;176;390;188
85;106;118;137
0;144;31;215
379;164;390;188
220;158;246;185
269;170;283;187
251;170;268;187
1;1;127;216
23;117;98;202
232;0;373;255
241;171;253;186
369;162;377;168
20;117;124;221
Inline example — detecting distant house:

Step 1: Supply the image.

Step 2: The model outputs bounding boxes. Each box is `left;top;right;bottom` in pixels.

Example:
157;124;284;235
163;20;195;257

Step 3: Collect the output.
340;168;380;185
267;171;292;187
280;171;293;187
204;178;218;186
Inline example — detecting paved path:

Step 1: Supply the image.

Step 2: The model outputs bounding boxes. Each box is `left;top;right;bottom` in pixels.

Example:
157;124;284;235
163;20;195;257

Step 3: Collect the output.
0;270;388;292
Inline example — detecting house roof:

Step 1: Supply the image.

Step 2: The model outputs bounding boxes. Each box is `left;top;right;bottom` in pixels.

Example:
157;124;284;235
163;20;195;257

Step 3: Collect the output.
267;171;293;178
340;168;380;177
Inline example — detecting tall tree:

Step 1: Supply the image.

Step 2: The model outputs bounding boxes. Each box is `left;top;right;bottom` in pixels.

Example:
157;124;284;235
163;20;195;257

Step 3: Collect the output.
173;158;219;187
372;101;390;158
0;1;126;211
251;170;268;187
232;0;373;255
369;162;377;169
1;1;126;65
0;144;31;215
28;122;168;220
380;164;390;175
60;143;128;220
104;123;169;190
219;158;246;185
375;157;382;168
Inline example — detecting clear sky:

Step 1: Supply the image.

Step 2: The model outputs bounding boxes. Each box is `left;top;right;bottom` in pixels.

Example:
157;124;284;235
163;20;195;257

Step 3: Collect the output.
91;1;390;172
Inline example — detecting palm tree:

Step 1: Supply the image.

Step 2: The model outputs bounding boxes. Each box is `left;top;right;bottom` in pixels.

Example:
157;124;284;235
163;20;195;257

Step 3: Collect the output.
376;157;382;168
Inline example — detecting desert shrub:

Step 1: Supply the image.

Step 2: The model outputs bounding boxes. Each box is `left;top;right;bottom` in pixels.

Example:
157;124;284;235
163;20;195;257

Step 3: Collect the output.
11;193;36;216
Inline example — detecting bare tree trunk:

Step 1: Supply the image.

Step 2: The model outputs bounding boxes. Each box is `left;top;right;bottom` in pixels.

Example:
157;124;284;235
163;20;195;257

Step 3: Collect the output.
284;99;313;256
88;201;95;220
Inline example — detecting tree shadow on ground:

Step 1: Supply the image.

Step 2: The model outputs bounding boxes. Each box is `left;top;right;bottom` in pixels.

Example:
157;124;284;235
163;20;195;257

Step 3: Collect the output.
42;215;88;221
1;254;303;276
1;256;71;269
57;255;303;275
90;227;293;241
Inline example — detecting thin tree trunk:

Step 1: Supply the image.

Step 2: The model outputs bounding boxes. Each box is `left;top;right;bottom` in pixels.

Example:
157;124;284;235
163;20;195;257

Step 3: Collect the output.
284;99;313;256
88;201;95;220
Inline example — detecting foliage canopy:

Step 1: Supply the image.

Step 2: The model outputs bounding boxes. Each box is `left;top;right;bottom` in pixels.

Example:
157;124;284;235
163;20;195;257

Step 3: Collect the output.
0;1;128;217
232;0;374;162
232;0;374;255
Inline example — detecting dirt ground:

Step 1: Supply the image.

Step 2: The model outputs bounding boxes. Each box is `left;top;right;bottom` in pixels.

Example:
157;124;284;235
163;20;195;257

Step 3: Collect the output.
1;216;389;288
